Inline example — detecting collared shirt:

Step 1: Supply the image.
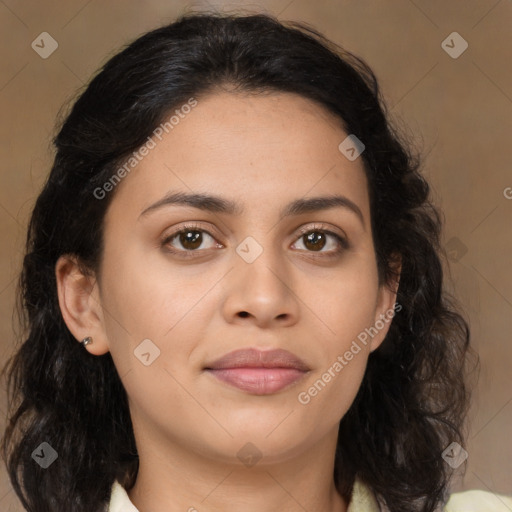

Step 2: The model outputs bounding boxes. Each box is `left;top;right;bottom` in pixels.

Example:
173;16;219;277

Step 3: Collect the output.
108;477;512;511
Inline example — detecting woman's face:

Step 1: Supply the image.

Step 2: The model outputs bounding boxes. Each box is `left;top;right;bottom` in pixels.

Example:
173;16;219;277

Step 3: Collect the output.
84;91;397;464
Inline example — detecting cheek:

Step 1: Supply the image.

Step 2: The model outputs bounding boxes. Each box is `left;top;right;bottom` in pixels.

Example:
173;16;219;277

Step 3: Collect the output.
98;252;206;431
313;259;380;346
295;260;378;417
296;299;374;426
295;354;367;437
99;245;189;337
98;247;222;380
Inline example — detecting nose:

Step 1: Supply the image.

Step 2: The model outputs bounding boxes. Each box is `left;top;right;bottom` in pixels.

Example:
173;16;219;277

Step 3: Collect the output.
221;244;300;329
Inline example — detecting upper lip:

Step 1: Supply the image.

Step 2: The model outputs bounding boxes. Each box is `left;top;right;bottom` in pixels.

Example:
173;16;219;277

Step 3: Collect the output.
204;348;310;371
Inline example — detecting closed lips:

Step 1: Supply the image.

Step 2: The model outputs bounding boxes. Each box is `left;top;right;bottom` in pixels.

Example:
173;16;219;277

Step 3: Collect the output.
204;348;310;395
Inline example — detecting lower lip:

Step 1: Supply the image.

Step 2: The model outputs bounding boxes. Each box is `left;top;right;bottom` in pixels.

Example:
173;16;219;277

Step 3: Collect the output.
205;368;307;395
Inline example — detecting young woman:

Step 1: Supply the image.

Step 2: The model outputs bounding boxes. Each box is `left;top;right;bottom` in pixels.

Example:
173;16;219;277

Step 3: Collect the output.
2;11;511;512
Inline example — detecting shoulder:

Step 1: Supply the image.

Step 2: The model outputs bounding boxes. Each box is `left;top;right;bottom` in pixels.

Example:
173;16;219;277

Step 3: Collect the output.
445;488;512;511
349;477;512;512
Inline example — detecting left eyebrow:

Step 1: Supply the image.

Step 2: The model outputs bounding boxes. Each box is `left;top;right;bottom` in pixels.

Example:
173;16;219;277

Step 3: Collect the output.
138;191;365;228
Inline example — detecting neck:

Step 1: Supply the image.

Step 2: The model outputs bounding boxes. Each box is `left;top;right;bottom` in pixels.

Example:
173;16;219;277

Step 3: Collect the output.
127;424;348;512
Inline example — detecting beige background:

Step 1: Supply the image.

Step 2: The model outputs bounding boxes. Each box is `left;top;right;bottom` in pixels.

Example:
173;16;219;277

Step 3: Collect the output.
0;0;511;509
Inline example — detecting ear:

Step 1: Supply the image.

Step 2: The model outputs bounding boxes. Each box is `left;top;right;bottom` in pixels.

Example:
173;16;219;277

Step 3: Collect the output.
369;255;402;353
55;255;110;355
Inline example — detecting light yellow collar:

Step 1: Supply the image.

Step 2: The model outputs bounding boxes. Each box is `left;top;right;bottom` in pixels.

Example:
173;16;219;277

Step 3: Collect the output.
347;477;381;511
108;475;512;511
108;476;380;511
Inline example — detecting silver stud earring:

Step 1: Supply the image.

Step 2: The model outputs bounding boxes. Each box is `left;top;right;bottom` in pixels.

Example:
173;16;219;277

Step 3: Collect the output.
81;336;93;346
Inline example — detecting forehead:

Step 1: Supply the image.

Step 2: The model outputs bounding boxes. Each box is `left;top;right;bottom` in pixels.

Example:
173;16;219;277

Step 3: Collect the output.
105;91;370;223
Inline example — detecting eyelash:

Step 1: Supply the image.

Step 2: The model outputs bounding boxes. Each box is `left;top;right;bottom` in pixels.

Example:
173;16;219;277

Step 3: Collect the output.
161;222;349;259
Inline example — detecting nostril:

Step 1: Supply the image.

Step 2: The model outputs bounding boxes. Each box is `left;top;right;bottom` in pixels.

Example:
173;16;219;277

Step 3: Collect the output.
238;311;249;318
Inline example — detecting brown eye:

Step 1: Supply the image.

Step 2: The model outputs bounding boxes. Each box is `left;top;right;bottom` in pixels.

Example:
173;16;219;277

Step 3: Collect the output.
161;224;220;256
303;231;327;251
292;226;348;257
177;230;203;250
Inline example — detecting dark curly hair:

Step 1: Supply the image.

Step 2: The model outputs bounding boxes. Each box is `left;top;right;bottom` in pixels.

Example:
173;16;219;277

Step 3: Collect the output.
1;11;475;512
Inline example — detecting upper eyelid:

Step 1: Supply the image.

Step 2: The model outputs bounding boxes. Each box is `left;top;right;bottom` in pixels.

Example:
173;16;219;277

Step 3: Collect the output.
296;223;345;236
